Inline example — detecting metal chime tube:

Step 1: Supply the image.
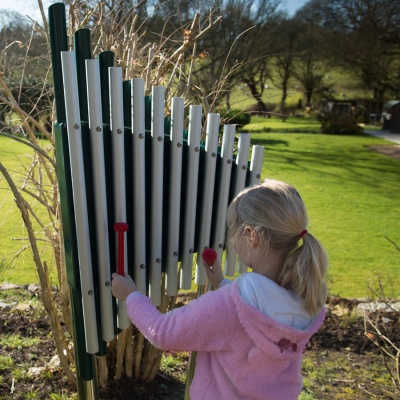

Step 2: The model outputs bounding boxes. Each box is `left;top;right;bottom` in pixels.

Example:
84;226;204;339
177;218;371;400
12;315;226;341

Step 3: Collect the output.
249;145;265;185
61;51;99;354
195;113;220;285
131;78;147;295
165;97;184;296
211;125;236;261
109;67;130;329
85;59;114;341
180;105;202;290
225;133;251;276
149;86;165;306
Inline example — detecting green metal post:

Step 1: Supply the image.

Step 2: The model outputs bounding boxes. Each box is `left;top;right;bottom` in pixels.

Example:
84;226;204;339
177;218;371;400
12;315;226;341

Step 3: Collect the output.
49;4;99;399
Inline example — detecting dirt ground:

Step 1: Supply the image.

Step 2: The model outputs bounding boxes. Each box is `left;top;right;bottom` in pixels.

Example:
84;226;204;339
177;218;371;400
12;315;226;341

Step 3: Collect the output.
0;293;399;399
367;144;400;160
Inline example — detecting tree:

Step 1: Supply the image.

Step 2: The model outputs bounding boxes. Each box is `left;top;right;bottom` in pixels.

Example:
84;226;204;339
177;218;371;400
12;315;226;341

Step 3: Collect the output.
0;10;52;128
189;0;284;113
271;19;300;113
296;0;400;112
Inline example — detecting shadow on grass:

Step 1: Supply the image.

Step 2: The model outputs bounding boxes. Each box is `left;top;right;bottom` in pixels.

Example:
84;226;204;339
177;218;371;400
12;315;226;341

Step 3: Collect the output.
250;133;399;199
251;138;289;147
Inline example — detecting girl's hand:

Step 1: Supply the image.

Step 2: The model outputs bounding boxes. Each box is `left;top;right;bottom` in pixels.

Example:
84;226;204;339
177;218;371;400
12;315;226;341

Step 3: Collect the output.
111;273;137;300
202;257;224;288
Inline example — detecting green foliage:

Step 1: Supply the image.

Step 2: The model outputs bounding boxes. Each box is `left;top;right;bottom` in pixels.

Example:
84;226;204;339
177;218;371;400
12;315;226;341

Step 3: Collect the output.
160;352;188;382
24;389;39;399
49;393;78;400
0;355;13;370
12;364;33;381
218;109;251;129
318;113;363;135
0;334;40;350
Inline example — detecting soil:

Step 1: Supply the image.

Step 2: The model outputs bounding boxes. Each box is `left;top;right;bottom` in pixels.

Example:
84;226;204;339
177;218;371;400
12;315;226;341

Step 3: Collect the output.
0;293;399;399
367;144;400;160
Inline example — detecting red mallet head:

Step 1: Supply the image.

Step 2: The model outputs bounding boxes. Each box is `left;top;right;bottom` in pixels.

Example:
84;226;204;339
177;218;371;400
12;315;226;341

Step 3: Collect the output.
202;248;217;265
114;222;129;233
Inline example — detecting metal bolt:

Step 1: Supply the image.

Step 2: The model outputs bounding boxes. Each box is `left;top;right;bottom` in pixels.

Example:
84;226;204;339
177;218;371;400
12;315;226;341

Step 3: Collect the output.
227;159;232;164
140;264;145;269
74;124;80;130
117;129;123;134
105;281;110;287
88;290;94;295
189;249;194;254
242;165;247;170
219;244;224;249
195;147;200;152
173;251;178;256
139;133;144;139
257;173;261;179
158;136;163;142
96;126;102;132
212;152;217;157
156;258;161;263
177;142;182;148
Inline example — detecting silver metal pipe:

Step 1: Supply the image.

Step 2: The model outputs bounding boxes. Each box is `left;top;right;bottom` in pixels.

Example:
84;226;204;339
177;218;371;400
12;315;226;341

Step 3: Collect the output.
211;125;236;261
131;78;147;295
195;113;220;285
85;59;114;341
180;105;202;290
61;51;99;354
149;86;165;306
227;133;251;275
165;97;184;296
249;145;265;185
109;67;130;329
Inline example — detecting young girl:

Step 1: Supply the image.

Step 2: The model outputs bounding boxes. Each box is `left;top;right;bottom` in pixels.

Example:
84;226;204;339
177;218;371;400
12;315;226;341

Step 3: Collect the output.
112;179;328;400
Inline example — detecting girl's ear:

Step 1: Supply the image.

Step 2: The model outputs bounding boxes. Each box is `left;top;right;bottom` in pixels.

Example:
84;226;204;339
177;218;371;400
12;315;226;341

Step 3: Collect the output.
245;226;259;247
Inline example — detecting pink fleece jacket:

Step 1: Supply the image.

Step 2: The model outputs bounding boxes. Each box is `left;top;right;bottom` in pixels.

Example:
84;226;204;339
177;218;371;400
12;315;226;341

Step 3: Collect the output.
126;282;325;400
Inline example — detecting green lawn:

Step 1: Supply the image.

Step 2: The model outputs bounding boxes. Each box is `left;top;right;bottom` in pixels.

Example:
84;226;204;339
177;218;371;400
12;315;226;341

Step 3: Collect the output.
1;118;399;299
0;136;55;284
229;66;367;112
1;136;33;282
245;116;400;298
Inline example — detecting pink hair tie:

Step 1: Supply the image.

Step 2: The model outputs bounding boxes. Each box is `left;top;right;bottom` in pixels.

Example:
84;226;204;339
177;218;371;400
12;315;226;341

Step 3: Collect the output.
299;229;308;239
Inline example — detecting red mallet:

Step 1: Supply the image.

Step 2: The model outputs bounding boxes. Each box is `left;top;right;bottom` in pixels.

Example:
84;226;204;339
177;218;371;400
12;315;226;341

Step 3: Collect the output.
114;222;129;276
202;248;217;266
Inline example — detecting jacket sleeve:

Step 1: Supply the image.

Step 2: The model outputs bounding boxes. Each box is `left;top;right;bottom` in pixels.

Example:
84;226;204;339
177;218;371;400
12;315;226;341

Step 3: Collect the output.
125;285;237;352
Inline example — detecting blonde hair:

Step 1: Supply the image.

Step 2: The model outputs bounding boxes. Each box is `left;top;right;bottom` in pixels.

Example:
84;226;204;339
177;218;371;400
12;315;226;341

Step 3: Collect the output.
227;179;328;316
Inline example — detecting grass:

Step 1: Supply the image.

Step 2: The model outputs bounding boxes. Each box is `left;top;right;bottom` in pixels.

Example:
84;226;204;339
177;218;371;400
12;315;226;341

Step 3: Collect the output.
0;136;36;283
300;350;397;399
245;116;400;298
0;135;55;284
228;65;369;113
1;117;399;298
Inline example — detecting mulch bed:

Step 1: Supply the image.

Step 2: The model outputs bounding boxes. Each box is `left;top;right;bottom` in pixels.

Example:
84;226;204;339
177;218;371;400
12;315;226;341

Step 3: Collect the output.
0;294;399;399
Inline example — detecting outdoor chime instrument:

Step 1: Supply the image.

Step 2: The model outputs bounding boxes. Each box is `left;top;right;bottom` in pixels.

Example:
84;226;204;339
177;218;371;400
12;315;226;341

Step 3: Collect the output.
48;1;264;393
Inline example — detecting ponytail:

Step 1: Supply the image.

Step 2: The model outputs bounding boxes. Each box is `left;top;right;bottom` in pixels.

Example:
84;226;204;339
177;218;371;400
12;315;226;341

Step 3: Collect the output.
227;179;329;316
279;233;328;316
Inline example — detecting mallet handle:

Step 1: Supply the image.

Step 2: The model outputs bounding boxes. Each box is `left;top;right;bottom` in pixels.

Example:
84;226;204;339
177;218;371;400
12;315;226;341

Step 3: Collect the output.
114;222;128;276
